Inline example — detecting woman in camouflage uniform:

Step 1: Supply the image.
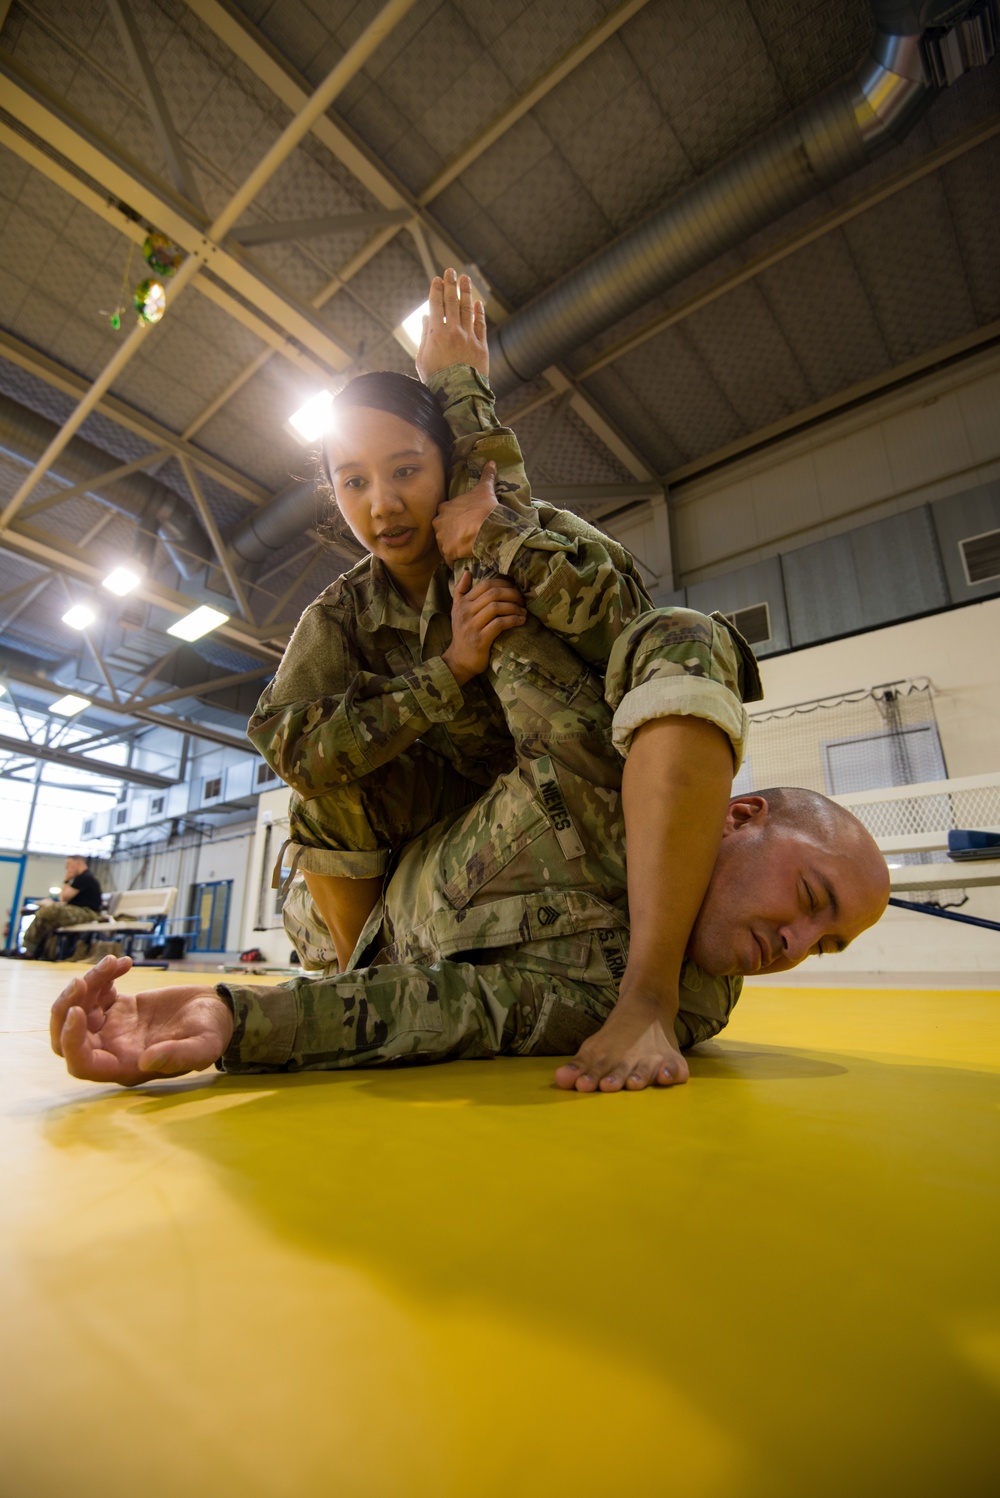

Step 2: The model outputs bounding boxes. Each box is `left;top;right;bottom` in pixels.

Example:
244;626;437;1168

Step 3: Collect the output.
249;269;653;969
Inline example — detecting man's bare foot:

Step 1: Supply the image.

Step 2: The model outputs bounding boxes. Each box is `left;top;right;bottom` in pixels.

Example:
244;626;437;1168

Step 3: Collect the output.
553;989;689;1093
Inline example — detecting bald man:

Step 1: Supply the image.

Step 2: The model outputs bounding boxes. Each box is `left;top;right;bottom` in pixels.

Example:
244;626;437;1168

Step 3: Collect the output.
50;609;888;1092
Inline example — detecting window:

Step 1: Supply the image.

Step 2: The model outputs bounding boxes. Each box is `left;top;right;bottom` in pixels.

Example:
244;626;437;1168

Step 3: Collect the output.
150;795;164;815
821;724;947;796
203;776;222;800
959;528;1000;585
724;602;771;646
256;761;277;785
114;807;127;826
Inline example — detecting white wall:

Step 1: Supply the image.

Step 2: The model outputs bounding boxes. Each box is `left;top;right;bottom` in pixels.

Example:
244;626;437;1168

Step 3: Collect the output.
754;597;1000;974
241;785;293;965
672;348;1000;584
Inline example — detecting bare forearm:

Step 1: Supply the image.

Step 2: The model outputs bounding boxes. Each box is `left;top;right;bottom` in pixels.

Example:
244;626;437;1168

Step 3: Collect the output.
620;716;734;1014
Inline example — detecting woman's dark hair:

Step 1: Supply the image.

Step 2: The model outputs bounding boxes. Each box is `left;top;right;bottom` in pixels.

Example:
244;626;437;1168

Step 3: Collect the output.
319;370;452;486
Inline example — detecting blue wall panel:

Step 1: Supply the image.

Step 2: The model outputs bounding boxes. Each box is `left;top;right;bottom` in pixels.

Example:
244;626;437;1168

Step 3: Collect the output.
782;507;947;645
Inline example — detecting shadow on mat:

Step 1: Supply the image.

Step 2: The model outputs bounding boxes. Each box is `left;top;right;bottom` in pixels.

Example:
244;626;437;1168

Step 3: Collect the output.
687;1041;848;1080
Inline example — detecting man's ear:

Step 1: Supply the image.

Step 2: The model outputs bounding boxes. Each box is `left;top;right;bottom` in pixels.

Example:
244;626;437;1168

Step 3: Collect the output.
722;794;768;836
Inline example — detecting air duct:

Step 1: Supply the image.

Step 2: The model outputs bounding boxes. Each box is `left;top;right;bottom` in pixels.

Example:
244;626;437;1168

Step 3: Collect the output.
0;392;214;578
229;477;318;566
227;0;996;562
487;0;997;394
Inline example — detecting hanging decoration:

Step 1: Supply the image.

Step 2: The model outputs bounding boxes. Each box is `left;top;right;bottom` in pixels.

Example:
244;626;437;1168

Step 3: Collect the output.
102;242;135;330
142;232;183;278
134;278;166;325
102;232;184;329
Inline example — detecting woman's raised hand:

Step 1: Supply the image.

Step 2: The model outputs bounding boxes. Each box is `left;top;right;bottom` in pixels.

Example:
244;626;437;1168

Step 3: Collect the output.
415;267;488;382
441;570;527;686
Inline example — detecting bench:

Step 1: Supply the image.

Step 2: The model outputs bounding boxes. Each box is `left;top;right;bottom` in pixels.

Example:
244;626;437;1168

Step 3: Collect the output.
53;888;178;961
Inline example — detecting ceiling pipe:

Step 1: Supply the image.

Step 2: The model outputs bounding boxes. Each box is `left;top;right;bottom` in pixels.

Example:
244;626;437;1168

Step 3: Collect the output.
486;0;998;395
0;392;213;578
220;0;996;564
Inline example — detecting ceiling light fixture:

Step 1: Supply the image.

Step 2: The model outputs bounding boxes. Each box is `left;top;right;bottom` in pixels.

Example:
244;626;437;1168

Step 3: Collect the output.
394;300;429;358
167;604;229;641
287;389;334;444
102;566;142;596
50;693;91;716
62;603;96;630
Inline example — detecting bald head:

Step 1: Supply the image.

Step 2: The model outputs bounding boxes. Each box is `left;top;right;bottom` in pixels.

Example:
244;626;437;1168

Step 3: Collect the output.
688;785;890;978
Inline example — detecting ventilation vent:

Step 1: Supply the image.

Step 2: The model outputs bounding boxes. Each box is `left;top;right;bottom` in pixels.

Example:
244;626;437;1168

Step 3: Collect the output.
724;602;771;646
959;528;1000;585
114;807;127;825
150;795;165;815
256;761;277;785
204;776;222;800
82;817;94;837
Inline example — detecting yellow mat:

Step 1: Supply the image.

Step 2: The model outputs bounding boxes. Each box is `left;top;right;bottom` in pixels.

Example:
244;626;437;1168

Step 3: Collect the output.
2;961;998;1497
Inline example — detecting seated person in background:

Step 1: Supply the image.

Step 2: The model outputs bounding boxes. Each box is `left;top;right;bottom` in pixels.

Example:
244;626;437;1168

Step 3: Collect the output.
50;606;889;1093
250;266;653;972
22;855;102;960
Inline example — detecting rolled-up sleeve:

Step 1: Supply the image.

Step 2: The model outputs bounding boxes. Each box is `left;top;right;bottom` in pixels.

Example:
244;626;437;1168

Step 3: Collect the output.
604;608;763;770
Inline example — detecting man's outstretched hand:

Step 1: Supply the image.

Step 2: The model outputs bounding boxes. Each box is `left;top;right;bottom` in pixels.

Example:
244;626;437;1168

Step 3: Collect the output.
553;988;690;1093
50;954;234;1087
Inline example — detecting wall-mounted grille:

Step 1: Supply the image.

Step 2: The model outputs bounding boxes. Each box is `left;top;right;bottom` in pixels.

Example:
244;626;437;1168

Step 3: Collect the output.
959;528;1000;585
150;796;165;815
203;777;222;800
256;762;277;785
82;817;94;837
724;602;771;646
114;807;127;826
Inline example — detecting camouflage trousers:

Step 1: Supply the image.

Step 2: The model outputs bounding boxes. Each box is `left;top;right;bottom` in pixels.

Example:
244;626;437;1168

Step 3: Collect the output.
21;902;99;958
220;608;756;1073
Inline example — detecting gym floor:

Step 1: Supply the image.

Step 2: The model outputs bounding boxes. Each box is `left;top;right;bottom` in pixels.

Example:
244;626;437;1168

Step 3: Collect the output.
2;958;998;1497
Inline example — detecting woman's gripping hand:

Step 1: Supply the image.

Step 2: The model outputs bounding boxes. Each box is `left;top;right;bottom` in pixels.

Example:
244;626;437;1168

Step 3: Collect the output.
442;570;526;686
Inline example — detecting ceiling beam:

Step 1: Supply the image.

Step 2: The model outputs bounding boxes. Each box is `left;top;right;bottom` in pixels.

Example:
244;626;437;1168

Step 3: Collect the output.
132;664;273;710
0;657;257;752
417;0;653;205
0;522;288;657
19;449;174;521
0;59;354;378
106;0;205;211
0;5;421;542
666;321;1000;493
0;328;268;506
228;210;412;245
180;0;663;477
0;732;175;788
178;455;255;623
533;482;666;504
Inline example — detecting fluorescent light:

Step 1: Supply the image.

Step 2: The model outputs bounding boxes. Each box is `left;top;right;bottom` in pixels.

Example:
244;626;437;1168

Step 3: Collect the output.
62;603;96;630
50;693;91;716
48;886;62;896
167;604;229;641
288;389;334;443
103;566;142;596
394;299;430;358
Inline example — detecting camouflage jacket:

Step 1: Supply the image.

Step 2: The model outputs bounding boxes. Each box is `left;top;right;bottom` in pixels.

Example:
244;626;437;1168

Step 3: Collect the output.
247;365;653;798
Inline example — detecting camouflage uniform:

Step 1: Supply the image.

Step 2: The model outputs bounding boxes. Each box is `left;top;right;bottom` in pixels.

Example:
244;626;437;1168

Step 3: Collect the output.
219;606;763;1073
22;901;99;958
248;363;652;892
